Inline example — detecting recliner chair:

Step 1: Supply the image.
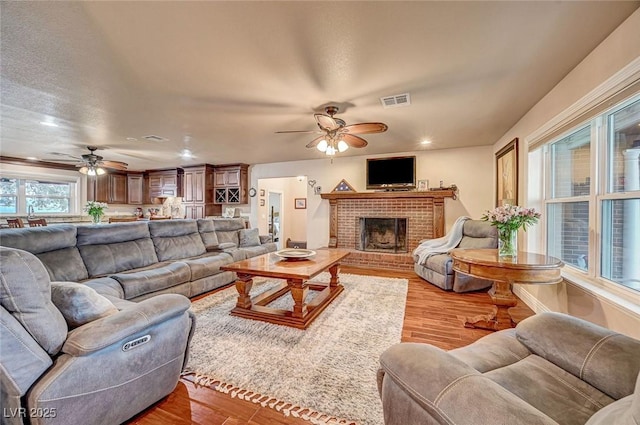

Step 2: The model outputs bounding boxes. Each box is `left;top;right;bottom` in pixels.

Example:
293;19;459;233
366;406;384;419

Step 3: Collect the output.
0;247;195;425
378;312;640;425
414;219;497;292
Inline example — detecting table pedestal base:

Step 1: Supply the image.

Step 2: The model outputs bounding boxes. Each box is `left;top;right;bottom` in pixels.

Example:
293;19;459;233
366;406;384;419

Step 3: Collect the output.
462;280;518;331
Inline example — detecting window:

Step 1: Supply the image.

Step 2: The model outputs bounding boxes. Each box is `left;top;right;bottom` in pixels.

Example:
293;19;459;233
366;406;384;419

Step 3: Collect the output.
0;176;77;215
541;95;640;293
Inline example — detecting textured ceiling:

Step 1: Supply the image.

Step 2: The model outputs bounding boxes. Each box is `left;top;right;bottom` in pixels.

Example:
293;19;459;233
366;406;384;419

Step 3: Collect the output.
1;1;638;171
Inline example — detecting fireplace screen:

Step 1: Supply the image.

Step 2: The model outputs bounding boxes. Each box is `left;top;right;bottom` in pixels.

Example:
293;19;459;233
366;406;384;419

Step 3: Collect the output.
358;217;408;253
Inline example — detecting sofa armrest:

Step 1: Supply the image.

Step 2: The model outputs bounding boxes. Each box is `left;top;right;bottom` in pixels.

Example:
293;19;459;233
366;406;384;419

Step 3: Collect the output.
378;343;557;425
259;235;272;244
62;294;191;356
516;312;640;399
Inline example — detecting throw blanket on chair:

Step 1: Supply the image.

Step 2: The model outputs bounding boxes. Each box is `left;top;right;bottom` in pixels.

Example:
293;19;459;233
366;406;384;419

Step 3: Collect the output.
413;216;470;265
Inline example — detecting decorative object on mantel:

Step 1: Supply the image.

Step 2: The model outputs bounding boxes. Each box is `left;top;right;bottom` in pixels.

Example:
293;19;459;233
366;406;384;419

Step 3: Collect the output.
332;179;356;192
84;201;108;224
481;204;540;259
428;183;459;200
416;179;429;191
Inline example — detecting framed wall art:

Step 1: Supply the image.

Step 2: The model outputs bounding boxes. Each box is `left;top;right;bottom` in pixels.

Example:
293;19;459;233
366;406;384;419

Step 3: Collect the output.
294;198;307;209
496;138;518;207
416;179;429;191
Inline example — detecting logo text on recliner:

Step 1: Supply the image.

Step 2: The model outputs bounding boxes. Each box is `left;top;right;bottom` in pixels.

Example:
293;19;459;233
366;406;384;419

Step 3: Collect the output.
122;335;151;351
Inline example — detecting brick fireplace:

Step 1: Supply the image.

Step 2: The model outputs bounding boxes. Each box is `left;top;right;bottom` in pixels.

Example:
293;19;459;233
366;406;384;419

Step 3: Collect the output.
320;191;455;271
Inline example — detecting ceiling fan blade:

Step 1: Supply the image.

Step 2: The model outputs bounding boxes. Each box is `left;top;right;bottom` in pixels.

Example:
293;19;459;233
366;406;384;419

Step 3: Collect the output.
315;114;341;132
275;130;319;134
100;160;128;170
342;134;368;148
342;122;388;135
305;136;326;149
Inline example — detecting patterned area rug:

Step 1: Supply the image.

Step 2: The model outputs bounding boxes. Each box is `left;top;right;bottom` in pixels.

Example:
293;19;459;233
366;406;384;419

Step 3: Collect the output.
186;273;408;425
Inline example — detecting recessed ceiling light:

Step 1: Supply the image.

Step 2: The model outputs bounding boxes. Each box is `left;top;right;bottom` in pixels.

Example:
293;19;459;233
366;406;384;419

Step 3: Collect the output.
421;140;432;145
39;121;58;127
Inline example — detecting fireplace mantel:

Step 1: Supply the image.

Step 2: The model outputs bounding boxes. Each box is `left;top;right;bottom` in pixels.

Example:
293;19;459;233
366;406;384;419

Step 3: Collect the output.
321;190;456;252
320;190;455;201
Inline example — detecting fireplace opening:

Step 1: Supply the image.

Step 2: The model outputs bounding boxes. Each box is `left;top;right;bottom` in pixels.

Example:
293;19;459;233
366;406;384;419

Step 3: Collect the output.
357;217;408;253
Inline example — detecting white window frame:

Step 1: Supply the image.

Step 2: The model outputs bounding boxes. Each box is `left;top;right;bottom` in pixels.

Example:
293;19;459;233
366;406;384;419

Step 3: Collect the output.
0;171;82;216
527;85;640;309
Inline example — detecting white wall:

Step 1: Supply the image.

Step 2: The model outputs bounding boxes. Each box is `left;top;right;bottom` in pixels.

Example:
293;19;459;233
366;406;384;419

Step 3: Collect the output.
493;9;640;337
256;177;307;246
250;145;494;249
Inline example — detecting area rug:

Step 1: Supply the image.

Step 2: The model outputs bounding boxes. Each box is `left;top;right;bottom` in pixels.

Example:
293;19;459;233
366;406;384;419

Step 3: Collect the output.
185;273;408;425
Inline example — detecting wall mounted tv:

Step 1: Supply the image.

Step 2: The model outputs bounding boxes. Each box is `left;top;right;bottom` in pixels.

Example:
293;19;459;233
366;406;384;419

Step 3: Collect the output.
366;156;416;190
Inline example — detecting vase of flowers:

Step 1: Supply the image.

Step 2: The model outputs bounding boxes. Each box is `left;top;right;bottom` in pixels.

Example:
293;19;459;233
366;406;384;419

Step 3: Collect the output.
84;201;108;224
481;204;541;259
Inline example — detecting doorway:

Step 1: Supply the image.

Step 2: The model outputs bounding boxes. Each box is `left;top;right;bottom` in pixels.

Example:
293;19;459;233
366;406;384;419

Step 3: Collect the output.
268;191;283;249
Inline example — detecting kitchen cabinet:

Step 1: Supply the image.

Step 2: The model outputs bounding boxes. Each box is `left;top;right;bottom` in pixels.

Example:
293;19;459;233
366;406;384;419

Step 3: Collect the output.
183;164;220;218
148;169;183;199
213;164;248;204
127;173;145;205
88;172;127;204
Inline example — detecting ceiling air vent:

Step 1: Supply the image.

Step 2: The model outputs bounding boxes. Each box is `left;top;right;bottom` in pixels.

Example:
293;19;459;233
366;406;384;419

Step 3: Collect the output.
380;93;411;108
142;135;168;142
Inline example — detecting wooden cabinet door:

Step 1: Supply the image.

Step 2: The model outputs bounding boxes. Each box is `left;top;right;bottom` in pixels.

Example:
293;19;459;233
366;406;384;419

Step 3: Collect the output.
214;170;227;187
127;175;144;204
185;204;205;219
194;170;205;202
225;169;241;186
183;171;195;203
109;174;127;204
94;174;109;203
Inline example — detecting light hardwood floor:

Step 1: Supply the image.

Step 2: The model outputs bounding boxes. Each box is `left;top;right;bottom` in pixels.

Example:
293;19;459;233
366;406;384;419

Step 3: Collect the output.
128;266;533;425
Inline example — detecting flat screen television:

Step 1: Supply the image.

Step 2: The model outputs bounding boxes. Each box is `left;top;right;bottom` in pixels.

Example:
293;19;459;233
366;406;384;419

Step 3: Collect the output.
366;156;416;190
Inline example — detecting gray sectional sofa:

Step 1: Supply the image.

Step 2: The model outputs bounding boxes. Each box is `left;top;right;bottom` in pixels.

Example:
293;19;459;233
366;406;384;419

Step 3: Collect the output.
0;218;277;302
0;218;276;425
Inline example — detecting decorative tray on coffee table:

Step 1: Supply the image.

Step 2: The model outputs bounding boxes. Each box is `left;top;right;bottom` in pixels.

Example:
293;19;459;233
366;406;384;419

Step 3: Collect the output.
274;248;316;261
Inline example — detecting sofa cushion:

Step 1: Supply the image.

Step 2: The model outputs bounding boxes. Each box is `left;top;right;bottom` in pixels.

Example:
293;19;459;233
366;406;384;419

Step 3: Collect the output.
239;228;261;247
213;218;244;246
0;247;67;355
585;372;640;425
77;222;159;277
51;282;118;329
239;245;274;258
458;220;497;249
83;277;125;299
517;312;640;399
182;252;234;281
422;253;453;275
485;355;615;425
197;219;220;250
110;261;191;300
149;220;207;261
0;225;89;282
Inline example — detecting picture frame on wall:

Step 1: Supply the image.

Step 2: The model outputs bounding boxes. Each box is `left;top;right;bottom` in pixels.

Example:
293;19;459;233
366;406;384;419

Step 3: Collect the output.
496;137;518;207
294;198;307;209
417;179;429;191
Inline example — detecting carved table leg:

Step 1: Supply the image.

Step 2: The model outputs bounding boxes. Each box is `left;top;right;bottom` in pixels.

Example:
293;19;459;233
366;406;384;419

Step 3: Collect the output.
288;278;308;319
329;263;340;287
234;273;254;309
463;280;517;331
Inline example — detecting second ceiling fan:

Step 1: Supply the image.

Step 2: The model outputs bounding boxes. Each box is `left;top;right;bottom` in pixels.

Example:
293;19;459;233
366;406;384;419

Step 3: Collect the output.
277;106;388;155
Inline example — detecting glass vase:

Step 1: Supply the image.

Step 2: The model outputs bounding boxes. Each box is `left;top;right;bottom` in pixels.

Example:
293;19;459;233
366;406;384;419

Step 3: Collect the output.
498;228;518;259
92;214;102;225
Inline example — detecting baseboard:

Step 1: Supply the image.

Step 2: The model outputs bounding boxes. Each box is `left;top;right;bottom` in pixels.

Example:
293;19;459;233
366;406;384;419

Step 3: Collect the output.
512;285;550;314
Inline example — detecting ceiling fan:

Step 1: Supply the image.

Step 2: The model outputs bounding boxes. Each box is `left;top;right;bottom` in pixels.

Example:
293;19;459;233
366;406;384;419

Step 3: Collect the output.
48;146;128;175
276;106;388;156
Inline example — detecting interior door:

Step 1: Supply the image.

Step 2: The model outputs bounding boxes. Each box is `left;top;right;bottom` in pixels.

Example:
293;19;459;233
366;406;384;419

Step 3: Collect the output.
268;191;282;248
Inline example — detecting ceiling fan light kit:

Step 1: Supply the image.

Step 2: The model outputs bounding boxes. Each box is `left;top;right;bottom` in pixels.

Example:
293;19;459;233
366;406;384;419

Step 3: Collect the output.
277;106;387;157
78;165;106;176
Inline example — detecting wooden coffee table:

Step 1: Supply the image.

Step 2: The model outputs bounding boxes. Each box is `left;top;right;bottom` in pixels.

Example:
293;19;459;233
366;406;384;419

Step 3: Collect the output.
221;249;350;329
